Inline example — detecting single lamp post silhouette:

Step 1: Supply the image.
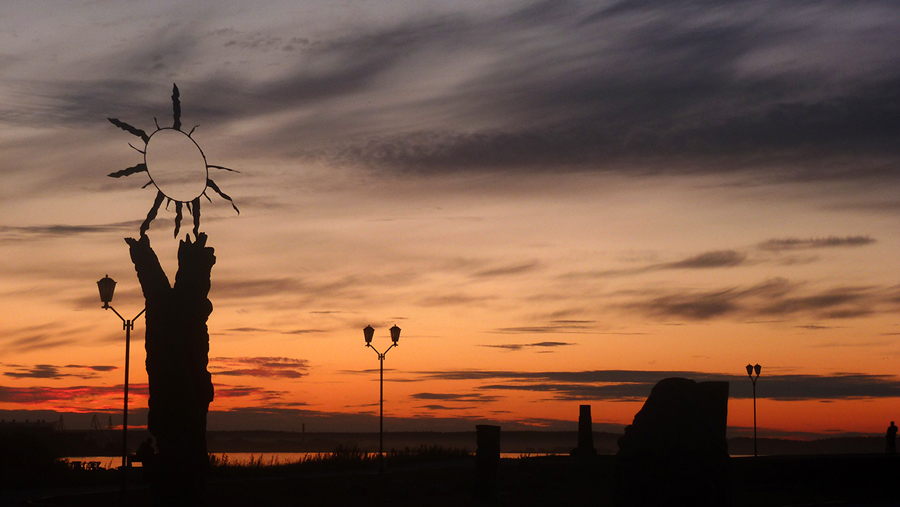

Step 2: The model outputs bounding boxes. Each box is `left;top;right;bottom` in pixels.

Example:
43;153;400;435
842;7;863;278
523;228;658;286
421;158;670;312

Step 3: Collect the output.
364;324;401;473
97;275;146;475
746;363;761;457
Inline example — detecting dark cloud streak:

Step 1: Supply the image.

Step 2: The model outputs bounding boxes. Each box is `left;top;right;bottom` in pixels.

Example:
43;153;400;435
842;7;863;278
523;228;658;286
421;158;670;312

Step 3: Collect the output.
620;278;899;321
481;341;575;351
20;0;900;183
663;250;747;269
2;363;117;380
0;223;139;239
410;392;500;403
0;384;148;404
323;1;900;178
416;369;900;401
210;357;310;380
758;236;876;251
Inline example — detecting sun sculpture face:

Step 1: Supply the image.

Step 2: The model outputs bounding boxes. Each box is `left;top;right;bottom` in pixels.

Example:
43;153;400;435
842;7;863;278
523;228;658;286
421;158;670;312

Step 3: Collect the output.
108;84;238;238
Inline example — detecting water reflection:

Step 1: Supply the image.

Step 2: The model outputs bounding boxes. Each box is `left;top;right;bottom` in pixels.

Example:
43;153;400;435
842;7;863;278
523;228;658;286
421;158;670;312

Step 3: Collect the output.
64;451;559;468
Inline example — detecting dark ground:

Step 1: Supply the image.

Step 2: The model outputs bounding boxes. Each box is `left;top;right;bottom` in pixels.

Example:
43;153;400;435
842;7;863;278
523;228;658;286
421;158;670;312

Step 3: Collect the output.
25;454;900;507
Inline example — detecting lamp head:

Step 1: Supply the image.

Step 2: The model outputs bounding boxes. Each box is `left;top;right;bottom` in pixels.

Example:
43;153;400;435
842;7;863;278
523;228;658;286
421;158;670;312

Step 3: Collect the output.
754;364;761;376
746;364;753;377
363;325;374;345
390;325;401;344
97;275;116;309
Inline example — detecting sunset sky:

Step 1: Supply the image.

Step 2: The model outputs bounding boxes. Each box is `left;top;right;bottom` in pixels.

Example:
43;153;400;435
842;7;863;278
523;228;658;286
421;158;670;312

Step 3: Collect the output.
2;0;900;440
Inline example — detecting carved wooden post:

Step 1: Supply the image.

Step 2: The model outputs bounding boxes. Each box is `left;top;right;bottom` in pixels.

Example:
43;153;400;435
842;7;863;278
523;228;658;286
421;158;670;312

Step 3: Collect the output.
127;233;215;506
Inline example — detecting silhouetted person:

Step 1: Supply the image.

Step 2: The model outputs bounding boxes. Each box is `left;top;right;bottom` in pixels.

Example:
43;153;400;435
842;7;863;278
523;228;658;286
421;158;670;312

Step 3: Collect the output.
136;438;156;479
136;437;154;461
886;421;897;453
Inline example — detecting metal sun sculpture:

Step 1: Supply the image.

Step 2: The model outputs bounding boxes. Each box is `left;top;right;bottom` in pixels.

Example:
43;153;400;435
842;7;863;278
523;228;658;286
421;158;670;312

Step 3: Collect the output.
108;84;239;238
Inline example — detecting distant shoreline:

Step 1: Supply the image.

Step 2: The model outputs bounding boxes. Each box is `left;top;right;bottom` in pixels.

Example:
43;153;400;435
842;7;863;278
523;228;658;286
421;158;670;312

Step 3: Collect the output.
41;429;889;457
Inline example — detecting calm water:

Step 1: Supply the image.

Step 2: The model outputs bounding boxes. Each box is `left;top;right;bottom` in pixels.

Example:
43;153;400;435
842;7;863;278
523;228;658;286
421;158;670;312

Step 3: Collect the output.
63;452;556;469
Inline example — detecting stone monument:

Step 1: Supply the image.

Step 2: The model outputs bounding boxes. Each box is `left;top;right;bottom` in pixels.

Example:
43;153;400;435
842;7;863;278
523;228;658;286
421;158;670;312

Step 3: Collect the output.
615;377;730;506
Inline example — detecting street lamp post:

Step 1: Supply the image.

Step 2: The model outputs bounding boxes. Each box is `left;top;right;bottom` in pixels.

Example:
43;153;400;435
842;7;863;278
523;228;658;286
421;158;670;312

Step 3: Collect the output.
364;324;401;473
746;363;761;457
97;275;145;476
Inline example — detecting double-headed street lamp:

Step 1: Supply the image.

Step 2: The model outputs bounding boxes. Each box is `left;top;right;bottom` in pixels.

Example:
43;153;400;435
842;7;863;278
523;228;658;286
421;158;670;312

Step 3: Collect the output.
364;324;401;472
97;275;145;472
746;363;761;457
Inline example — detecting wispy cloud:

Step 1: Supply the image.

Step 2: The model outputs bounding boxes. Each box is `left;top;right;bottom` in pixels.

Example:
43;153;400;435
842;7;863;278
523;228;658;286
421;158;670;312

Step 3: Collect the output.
416;404;475;411
213;385;287;402
620;278;899;321
567;238;874;280
4;365;69;379
472;261;541;278
410;392;500;403
310;1;900;179
0;223;139;240
758;236;876;251
210;357;310;379
0;384;148;404
492;320;595;334
13;0;898;182
2;363;117;380
566;249;751;279
1;323;81;353
662;250;747;269
73;365;118;372
481;341;574;351
222;327;325;336
207;275;377;310
415;369;900;402
418;293;495;307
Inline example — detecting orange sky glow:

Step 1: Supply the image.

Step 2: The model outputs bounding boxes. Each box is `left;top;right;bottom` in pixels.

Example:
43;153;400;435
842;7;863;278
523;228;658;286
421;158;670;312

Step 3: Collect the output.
2;1;900;440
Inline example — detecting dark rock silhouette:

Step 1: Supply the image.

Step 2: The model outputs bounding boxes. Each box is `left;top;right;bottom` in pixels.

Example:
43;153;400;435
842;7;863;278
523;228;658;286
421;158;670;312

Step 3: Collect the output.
127;233;215;506
615;378;730;507
571;404;597;456
474;424;501;501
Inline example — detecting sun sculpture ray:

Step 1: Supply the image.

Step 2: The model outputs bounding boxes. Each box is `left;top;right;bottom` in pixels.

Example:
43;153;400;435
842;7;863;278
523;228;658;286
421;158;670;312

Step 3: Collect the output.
108;84;239;238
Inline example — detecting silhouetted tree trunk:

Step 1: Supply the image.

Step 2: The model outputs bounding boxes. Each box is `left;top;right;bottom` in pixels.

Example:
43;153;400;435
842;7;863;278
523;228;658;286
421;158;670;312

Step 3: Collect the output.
127;233;215;506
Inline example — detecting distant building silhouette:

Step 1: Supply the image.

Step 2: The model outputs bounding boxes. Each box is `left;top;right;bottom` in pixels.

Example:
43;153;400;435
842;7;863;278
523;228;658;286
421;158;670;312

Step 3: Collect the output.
571;404;597;456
